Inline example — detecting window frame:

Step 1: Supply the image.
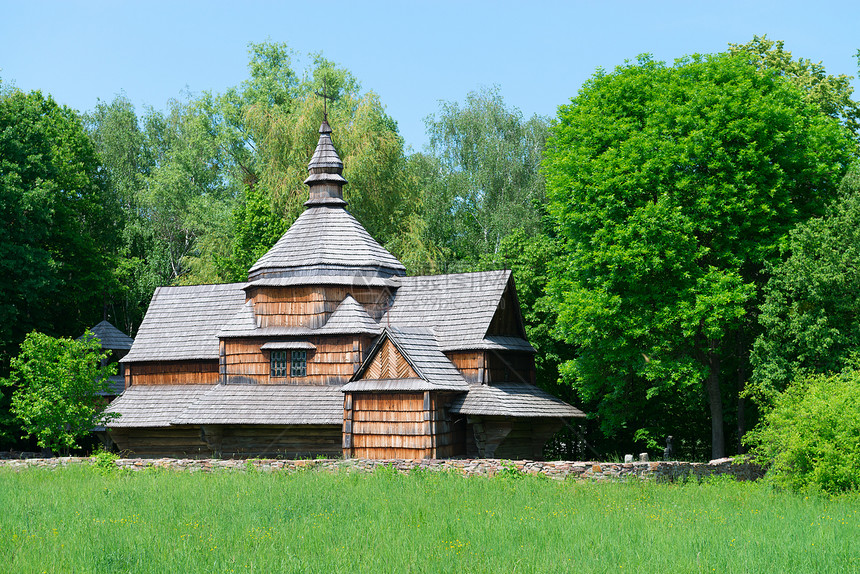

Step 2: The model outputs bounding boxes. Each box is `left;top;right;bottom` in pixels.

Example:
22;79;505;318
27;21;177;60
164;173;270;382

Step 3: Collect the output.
270;350;289;378
290;350;307;378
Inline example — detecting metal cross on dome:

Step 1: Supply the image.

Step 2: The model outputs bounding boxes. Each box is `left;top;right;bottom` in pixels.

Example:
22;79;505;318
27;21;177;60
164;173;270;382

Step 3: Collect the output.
314;75;336;122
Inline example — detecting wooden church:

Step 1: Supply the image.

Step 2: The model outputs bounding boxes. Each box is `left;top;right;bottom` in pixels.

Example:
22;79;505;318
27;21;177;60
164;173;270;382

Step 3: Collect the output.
108;119;584;459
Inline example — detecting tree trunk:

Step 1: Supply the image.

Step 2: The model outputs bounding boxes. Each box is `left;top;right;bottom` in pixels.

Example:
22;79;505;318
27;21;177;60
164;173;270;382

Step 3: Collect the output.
706;341;725;460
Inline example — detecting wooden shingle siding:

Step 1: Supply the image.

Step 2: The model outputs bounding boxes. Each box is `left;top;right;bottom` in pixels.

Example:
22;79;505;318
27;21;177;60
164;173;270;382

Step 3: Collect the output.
364;339;419;380
249;286;392;327
344;391;463;459
127;361;219;385
445;351;486;383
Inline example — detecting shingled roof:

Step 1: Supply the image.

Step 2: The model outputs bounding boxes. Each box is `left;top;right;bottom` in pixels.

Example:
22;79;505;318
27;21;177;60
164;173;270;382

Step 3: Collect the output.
107;385;214;427
317;294;382;335
344;327;468;392
247;207;406;281
79;320;134;350
384;270;529;351
450;383;586;418
122;283;247;363
171;385;343;425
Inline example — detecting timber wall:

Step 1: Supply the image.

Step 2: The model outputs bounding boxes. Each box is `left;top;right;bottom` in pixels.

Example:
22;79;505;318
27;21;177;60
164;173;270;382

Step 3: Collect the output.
222;335;370;385
109;425;341;459
248;285;393;328
446;351;535;385
343;392;464;459
126;361;219;387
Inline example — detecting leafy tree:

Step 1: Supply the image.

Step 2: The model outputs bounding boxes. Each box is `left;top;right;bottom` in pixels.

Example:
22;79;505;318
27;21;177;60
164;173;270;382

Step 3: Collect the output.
84;95;161;335
422;86;549;265
745;366;860;494
0;88;119;362
188;44;420;281
544;52;853;459
1;331;117;454
729;36;860;137
749;180;860;405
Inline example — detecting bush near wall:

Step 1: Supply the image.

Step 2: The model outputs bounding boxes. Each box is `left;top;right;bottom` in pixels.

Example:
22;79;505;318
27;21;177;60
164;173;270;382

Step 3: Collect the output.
746;367;860;494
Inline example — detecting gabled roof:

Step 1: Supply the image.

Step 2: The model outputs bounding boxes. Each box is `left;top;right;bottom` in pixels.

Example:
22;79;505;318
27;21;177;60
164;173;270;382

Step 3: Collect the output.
317;294;382;335
450;383;586;418
344;327;468;392
122;283;247;363
79;320;134;350
247;206;406;281
384;270;529;351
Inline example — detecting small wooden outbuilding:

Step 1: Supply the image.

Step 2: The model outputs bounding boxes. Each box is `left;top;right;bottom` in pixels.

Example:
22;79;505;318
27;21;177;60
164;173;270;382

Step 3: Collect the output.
107;120;584;459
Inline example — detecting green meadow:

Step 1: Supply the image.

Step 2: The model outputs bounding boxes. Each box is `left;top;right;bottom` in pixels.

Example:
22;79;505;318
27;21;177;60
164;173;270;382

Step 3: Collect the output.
1;465;857;573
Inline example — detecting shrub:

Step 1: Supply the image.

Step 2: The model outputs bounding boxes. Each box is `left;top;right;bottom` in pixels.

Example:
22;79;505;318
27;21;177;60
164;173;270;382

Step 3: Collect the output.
745;367;860;494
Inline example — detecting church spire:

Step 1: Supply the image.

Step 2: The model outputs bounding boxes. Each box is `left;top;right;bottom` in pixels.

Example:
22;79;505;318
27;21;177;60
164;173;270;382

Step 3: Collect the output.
303;120;348;206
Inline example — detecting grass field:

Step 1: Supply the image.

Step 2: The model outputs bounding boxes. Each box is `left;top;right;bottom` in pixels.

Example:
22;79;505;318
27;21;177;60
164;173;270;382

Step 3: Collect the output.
1;464;857;573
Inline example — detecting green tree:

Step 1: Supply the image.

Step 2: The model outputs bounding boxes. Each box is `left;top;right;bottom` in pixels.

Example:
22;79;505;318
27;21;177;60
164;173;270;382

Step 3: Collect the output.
0;88;119;362
1;331;117;454
544;53;853;459
84;95;160;335
422;86;549;265
749;180;860;405
729;36;860;137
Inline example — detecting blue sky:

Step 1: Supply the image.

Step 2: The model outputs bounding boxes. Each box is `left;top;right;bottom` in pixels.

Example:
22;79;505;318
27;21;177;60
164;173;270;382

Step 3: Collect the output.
1;0;858;152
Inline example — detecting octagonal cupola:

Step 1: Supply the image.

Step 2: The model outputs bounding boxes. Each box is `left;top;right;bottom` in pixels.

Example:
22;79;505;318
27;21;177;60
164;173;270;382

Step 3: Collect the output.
247;121;406;283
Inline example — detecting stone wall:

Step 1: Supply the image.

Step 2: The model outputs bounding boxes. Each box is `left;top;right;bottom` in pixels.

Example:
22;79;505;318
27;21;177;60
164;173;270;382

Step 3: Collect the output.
0;456;764;481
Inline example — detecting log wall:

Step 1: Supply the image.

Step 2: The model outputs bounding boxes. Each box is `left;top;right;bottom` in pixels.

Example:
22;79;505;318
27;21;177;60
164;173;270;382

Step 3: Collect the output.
125;361;219;386
109;425;341;459
223;335;369;385
108;427;210;458
248;285;393;328
466;417;563;460
343;391;464;459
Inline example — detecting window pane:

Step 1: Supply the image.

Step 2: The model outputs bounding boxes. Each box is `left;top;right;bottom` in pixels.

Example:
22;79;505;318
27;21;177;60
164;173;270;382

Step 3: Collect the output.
271;350;288;377
291;350;307;377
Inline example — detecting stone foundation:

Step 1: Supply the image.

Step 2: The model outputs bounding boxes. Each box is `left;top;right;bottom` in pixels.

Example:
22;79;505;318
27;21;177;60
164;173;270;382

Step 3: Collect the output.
0;456;764;481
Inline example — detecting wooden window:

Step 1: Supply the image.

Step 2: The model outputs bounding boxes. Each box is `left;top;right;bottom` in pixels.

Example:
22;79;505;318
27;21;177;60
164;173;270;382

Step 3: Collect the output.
291;350;307;377
271;350;289;378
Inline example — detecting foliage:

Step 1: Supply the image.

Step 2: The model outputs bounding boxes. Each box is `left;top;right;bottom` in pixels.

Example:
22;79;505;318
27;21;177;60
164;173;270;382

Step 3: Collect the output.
1;467;857;572
745;367;860;494
750;187;860;404
422;86;549;265
544;52;854;458
90;446;121;475
729;35;860;137
0;331;117;453
192;44;420;281
0;88;120;362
